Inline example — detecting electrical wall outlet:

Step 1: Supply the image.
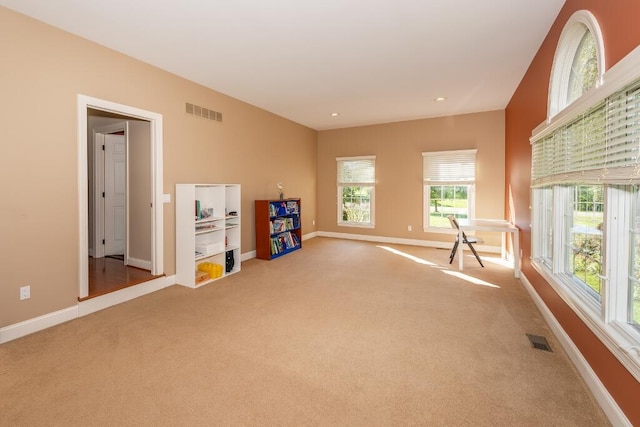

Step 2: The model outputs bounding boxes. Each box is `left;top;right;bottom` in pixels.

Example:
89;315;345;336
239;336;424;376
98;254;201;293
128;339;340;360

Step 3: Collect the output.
20;285;30;300
312;219;315;225
407;225;412;231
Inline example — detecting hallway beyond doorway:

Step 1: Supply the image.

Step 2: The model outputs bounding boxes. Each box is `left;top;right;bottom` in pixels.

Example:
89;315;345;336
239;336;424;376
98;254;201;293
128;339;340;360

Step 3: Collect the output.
82;257;162;301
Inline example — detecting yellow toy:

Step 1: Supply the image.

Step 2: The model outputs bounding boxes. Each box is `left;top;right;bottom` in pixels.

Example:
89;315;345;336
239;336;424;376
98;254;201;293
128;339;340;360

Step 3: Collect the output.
197;262;223;279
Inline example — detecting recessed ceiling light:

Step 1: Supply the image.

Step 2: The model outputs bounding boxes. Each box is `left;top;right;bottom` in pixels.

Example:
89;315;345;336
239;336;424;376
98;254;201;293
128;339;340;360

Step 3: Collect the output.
330;112;340;117
434;97;447;102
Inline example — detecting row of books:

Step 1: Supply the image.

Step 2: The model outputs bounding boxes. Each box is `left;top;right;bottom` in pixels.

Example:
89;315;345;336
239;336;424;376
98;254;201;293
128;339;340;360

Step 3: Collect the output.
269;200;299;217
270;217;299;234
270;231;300;255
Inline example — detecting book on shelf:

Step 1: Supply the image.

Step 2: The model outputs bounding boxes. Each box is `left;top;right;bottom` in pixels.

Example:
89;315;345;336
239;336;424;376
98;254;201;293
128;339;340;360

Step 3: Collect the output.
269;231;300;254
268;200;299;217
270;217;296;234
286;201;299;214
195;200;216;221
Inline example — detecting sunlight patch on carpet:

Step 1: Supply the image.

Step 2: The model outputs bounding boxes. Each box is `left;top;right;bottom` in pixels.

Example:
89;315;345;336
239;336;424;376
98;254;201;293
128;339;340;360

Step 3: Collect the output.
478;255;513;268
442;270;501;288
376;245;438;266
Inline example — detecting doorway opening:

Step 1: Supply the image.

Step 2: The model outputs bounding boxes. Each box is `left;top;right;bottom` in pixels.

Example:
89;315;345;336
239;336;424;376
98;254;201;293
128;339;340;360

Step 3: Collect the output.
77;95;164;300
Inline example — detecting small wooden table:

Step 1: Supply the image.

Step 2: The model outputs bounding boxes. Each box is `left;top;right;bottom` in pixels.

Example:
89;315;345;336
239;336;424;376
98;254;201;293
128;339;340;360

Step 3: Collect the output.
456;219;520;278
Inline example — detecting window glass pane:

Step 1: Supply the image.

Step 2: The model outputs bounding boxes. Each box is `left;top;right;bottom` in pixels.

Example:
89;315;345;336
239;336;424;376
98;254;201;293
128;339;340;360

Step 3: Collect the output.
566;185;604;300
341;186;372;224
540;188;554;264
568;29;598;105
429;185;469;228
630;186;640;328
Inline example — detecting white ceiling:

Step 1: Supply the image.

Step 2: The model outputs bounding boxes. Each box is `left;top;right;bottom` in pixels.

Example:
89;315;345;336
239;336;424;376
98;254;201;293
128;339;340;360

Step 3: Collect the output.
0;0;565;130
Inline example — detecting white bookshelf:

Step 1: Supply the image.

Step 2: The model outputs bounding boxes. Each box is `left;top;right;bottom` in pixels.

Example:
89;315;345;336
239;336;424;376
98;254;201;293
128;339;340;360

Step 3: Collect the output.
176;184;241;288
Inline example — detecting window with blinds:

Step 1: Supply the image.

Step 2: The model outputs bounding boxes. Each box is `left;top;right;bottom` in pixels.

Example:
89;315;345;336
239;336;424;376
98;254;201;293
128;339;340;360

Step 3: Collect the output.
423;149;477;185
422;149;477;229
336;156;375;227
337;157;376;186
531;78;640;186
530;12;640;383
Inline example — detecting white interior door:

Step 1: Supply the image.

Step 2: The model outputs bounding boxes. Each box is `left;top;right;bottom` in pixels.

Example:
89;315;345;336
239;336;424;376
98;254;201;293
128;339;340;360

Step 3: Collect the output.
104;134;126;256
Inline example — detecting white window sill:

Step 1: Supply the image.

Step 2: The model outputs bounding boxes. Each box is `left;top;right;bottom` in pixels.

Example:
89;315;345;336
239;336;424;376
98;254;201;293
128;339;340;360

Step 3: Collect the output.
532;259;640;382
337;222;374;229
423;227;458;234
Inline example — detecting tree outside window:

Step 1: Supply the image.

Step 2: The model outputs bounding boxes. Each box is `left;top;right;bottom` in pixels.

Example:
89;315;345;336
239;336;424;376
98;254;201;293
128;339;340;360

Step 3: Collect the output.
567;185;603;299
429;185;469;227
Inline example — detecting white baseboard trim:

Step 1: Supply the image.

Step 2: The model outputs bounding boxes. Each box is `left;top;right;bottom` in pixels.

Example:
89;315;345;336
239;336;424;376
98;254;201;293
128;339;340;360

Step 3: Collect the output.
302;231;318;241
1;275;176;345
317;231;501;253
127;257;152;271
519;273;631;427
241;250;256;262
78;275;175;317
0;306;78;344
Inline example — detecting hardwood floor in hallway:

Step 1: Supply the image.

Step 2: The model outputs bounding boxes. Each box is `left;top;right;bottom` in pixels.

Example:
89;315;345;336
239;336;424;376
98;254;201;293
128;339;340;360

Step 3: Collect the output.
83;257;162;300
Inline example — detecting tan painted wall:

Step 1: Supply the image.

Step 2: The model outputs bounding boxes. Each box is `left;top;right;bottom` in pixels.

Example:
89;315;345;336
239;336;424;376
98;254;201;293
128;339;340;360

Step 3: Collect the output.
505;0;640;423
0;6;317;327
317;110;505;246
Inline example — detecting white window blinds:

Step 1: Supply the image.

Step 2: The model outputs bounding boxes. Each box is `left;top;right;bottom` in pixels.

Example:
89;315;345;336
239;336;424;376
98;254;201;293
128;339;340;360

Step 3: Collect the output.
337;156;376;185
422;149;477;185
531;77;640;187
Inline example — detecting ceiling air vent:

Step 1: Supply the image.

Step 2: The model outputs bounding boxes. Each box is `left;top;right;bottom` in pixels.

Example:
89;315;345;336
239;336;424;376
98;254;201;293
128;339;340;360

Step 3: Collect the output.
185;102;223;123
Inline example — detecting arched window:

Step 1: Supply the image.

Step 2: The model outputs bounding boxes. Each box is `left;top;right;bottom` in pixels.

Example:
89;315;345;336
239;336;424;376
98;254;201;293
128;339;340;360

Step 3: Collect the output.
548;10;604;118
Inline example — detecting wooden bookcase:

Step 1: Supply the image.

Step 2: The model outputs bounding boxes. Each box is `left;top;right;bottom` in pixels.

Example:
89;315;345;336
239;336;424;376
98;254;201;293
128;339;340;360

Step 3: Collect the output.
176;184;241;287
255;198;301;260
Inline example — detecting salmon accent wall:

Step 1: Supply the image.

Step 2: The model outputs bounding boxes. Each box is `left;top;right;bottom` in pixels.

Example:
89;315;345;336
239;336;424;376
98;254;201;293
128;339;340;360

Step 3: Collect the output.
505;0;640;423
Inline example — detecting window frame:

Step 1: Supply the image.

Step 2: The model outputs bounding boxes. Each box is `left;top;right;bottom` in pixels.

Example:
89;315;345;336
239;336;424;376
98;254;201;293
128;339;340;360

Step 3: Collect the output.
627;188;640;329
532;185;640;381
548;10;605;119
422;149;477;231
336;156;376;228
564;184;605;304
531;16;640;381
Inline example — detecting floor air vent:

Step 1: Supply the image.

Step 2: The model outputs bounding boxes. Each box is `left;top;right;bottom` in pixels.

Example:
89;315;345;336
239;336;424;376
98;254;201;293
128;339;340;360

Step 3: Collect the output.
526;334;553;352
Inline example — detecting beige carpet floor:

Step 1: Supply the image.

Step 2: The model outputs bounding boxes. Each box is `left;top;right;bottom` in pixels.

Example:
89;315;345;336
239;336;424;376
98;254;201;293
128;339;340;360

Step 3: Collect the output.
0;237;610;426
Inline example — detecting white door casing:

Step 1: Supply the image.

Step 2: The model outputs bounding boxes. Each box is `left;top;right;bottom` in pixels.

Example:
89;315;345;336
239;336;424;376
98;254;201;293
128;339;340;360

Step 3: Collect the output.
78;95;164;299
